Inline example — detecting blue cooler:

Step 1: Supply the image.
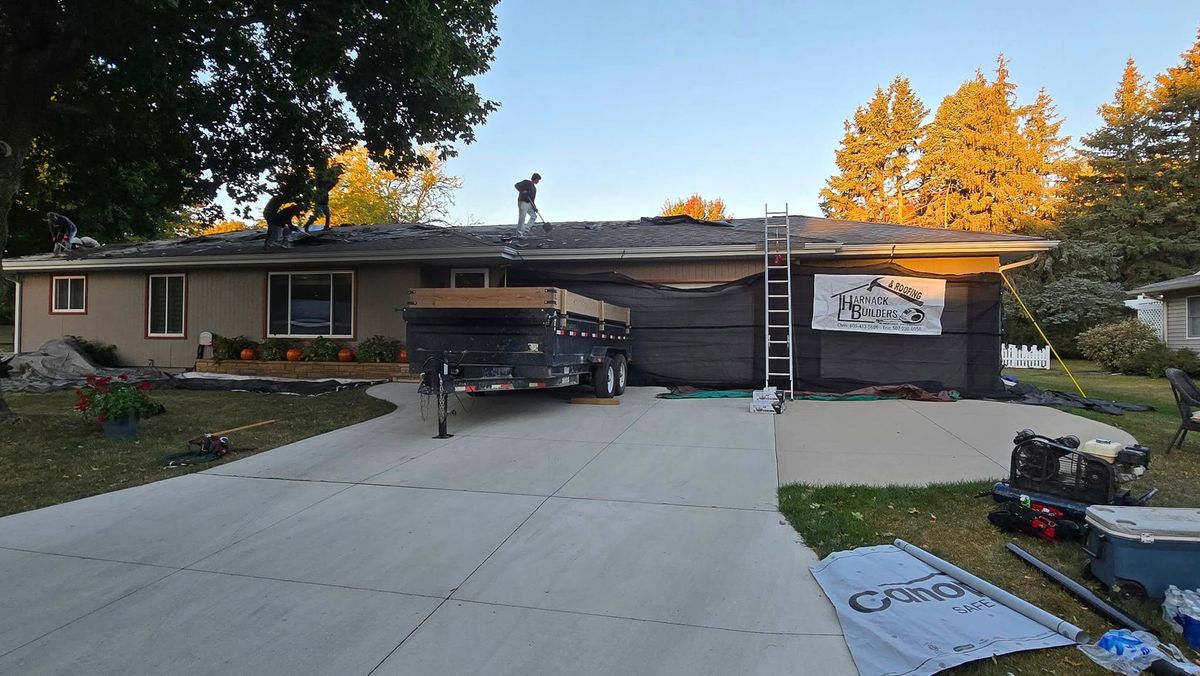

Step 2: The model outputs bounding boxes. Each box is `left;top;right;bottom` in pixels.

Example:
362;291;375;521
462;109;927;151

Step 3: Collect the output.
1084;506;1200;600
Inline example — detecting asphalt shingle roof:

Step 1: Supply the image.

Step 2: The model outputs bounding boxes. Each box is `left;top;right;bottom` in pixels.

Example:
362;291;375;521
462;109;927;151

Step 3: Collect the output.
4;214;1048;264
1130;271;1200;295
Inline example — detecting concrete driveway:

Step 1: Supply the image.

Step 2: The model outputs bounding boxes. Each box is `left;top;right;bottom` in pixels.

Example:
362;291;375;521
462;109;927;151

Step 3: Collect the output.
0;385;855;675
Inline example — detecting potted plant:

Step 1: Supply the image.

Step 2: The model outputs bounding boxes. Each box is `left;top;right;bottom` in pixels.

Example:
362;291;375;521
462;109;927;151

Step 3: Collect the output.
74;375;159;439
304;336;341;362
357;335;401;363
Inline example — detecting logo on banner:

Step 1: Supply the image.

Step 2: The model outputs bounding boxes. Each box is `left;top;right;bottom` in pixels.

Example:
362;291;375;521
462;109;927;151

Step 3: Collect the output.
812;274;946;336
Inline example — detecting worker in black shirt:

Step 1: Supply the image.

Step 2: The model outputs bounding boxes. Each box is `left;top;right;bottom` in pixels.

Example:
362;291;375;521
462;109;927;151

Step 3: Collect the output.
514;172;541;237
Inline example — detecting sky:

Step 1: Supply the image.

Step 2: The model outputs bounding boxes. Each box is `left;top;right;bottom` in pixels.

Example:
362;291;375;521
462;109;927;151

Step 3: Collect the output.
429;0;1199;226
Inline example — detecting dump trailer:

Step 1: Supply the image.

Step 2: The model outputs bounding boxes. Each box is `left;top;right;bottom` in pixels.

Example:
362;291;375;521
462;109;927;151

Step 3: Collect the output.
404;287;633;437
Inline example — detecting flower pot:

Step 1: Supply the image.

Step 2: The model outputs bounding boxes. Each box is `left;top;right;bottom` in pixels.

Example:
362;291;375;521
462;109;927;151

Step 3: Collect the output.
240;348;257;361
286;348;304;362
398;347;408;364
338;348;355;362
102;414;140;439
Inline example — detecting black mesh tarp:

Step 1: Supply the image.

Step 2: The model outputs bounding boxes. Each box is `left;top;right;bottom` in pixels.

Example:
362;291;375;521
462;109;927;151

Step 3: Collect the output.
510;263;1003;396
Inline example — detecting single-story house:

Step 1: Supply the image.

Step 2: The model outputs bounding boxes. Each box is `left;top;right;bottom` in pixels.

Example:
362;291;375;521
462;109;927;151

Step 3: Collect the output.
1130;271;1200;355
2;215;1056;393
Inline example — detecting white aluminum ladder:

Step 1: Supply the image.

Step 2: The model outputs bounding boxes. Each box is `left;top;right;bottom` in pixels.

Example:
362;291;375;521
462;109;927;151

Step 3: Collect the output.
764;204;794;397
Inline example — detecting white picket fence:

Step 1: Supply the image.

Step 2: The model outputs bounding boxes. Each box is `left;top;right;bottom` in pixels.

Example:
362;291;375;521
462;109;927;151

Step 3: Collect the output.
1002;344;1051;369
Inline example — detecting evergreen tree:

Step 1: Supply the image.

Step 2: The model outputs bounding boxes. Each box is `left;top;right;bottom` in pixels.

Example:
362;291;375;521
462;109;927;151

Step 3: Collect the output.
819;78;926;223
1063;35;1200;286
914;56;1068;233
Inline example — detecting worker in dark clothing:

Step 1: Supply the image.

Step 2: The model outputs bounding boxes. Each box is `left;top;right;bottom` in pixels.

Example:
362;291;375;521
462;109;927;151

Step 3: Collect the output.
46;212;78;256
304;164;344;232
514;172;542;237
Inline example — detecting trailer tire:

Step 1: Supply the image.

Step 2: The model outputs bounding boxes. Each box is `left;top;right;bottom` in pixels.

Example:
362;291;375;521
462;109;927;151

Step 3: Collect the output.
612;354;628;396
592;358;616;398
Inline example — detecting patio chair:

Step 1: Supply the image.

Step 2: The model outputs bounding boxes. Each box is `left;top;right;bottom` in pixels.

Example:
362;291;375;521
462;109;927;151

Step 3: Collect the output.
1165;368;1200;452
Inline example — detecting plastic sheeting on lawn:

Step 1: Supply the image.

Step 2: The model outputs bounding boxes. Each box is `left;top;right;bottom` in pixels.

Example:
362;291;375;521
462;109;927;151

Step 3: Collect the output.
0;338;378;396
1;338;168;392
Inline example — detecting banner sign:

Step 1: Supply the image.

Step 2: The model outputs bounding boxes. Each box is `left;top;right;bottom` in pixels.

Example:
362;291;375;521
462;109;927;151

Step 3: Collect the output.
810;545;1073;676
812;275;946;335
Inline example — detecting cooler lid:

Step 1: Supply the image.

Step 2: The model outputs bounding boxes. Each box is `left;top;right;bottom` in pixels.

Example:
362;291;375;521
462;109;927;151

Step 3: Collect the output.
1086;506;1200;542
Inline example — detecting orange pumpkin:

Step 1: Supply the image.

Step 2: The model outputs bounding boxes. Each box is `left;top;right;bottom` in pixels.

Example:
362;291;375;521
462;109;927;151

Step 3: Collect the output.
398;347;408;364
338;347;355;362
240;347;257;361
286;347;304;362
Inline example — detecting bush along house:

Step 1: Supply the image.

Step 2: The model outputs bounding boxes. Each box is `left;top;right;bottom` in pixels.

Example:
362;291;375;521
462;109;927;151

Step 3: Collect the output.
2;215;1056;394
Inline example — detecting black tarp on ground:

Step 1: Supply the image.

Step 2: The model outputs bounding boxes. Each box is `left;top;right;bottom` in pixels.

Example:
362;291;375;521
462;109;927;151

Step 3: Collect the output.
510;263;1004;396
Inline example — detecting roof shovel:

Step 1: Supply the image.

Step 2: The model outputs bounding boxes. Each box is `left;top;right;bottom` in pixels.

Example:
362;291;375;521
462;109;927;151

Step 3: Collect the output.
537;211;554;233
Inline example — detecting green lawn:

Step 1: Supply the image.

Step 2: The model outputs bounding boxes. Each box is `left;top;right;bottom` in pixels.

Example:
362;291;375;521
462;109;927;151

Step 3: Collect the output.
779;360;1200;674
0;387;396;517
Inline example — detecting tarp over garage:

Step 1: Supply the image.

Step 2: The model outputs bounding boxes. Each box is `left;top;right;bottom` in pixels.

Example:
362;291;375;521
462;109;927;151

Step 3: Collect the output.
511;263;1004;396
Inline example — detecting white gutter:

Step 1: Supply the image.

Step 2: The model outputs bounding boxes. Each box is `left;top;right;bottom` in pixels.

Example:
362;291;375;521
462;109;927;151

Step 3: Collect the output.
12;276;20;353
838;240;1059;258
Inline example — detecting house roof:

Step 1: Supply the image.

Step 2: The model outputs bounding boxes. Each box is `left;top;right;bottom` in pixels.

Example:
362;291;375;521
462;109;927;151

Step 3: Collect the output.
1;215;1056;271
1130;271;1200;295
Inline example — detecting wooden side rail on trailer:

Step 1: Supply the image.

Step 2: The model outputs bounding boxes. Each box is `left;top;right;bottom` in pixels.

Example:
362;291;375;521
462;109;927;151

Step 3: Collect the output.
406;287;631;327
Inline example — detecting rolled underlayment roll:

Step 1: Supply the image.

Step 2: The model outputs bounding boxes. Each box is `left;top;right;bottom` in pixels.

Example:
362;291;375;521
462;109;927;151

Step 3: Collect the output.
894;538;1089;644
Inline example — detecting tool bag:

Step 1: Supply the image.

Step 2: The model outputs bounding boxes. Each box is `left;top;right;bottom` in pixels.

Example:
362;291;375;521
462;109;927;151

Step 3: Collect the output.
988;500;1083;542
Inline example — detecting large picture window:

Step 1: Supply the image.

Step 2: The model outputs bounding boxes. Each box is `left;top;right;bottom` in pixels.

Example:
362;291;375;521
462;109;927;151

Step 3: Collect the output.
268;272;354;337
147;274;186;337
51;275;86;314
1188;296;1200;339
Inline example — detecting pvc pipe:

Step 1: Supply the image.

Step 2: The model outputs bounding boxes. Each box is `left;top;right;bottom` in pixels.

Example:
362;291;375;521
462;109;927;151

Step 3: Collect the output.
1005;543;1156;635
12;276;20;353
894;539;1088;644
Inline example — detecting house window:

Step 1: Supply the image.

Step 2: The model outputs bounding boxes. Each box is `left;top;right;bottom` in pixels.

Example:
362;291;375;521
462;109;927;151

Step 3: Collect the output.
147;274;186;337
451;268;489;288
1188;296;1200;339
51;276;86;313
268;272;354;337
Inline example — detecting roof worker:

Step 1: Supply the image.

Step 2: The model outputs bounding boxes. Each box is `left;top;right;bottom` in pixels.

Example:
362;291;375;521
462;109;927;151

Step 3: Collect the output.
304;163;345;232
514;172;541;237
46;212;78;257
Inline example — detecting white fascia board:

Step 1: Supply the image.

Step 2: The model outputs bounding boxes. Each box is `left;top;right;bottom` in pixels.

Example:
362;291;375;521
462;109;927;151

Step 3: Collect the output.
1;247;508;271
835;240;1059;257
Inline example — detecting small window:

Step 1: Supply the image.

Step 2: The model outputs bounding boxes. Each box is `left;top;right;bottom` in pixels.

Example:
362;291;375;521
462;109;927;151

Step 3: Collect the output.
148;274;186;337
268;271;354;337
1188;296;1200;339
451;268;489;288
51;276;86;313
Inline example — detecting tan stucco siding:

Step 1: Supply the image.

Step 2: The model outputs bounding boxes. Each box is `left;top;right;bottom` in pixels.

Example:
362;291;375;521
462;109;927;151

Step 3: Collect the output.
535;259;763;284
821;256;1001;274
534;255;998;283
18;264;419;368
1165;292;1200;353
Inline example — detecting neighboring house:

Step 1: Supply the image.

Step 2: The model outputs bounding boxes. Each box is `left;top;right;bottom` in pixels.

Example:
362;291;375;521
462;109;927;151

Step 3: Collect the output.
1130;272;1200;355
2;215;1055;392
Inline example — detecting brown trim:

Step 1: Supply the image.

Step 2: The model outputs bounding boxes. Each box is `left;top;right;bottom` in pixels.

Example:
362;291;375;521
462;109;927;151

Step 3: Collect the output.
144;273;189;340
49;275;88;315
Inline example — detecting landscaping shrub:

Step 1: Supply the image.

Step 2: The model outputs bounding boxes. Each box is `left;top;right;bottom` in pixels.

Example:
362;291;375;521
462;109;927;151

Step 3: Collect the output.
73;375;159;422
356;335;401;363
211;334;259;362
303;336;341;362
1123;343;1200;378
69;336;120;367
259;338;294;361
1077;320;1160;372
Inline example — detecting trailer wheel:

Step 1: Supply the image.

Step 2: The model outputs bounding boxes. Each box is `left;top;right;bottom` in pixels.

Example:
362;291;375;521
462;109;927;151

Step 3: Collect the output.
612;354;628;396
592;358;616;398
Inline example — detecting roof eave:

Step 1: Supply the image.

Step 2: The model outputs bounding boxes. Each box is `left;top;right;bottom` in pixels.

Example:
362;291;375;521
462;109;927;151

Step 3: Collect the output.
835;240;1058;257
0;246;508;271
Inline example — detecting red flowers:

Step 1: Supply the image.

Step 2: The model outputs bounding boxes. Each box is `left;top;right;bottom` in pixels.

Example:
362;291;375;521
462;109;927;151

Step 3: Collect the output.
72;374;157;425
138;381;152;391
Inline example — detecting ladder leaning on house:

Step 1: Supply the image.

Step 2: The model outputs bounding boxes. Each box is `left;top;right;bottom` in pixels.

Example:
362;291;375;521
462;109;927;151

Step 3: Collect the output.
764;204;795;397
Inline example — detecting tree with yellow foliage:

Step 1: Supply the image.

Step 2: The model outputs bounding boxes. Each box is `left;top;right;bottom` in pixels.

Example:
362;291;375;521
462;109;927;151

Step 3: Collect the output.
660;194;730;221
326;145;463;225
201;219;253;235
